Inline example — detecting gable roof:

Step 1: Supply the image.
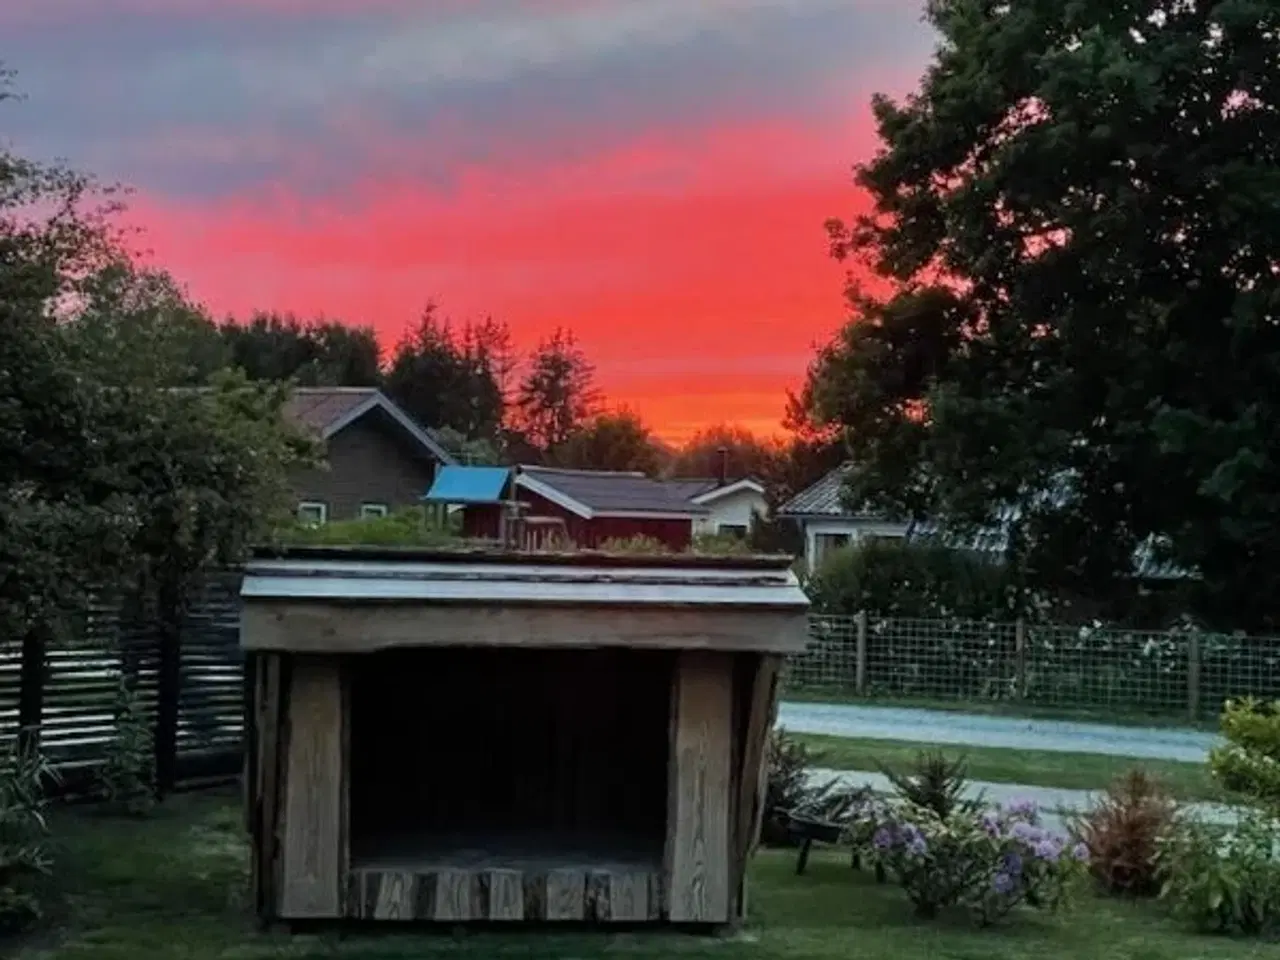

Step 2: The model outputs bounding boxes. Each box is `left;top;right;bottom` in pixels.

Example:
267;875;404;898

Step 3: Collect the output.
516;466;708;520
777;463;879;518
284;387;456;465
666;476;767;506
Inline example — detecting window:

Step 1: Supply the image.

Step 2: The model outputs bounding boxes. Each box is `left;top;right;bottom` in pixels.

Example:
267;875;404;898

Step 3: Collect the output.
297;501;328;526
717;523;748;539
360;502;389;520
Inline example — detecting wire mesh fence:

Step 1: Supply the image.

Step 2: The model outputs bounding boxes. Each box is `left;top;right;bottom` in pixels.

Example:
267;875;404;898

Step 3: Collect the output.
788;614;1280;722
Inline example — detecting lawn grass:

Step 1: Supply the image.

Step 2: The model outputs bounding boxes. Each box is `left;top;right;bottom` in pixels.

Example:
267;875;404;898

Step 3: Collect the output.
11;789;1269;960
792;733;1221;802
782;688;1220;731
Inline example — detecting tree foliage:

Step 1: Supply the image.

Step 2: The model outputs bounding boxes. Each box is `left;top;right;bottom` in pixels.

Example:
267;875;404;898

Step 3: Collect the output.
383;304;507;442
806;539;1014;619
218;312;381;388
516;327;601;451
799;0;1280;627
3;79;316;682
552;409;667;474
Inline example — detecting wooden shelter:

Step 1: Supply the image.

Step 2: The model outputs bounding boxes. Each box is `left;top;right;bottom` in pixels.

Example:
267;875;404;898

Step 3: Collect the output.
241;545;809;928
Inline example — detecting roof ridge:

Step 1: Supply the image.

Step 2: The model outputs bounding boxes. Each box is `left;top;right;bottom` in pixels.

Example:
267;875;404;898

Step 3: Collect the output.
520;465;649;478
290;386;379;394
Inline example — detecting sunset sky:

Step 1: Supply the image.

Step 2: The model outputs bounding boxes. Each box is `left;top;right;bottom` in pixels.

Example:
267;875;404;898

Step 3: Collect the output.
3;0;937;442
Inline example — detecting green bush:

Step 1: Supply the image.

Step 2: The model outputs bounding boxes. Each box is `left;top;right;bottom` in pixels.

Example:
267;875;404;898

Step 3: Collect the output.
0;738;57;933
805;539;1015;619
1157;811;1280;936
690;531;752;555
597;534;670;554
1209;698;1280;814
98;676;156;817
276;506;460;547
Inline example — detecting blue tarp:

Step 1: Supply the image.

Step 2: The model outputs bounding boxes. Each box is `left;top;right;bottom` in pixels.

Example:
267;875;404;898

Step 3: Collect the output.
422;465;511;504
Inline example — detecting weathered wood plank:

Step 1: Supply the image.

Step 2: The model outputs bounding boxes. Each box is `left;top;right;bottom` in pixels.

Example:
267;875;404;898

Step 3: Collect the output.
486;869;524;921
665;651;734;923
242;602;808;654
608;871;653;922
251;653;285;921
372;872;417;920
279;658;346;919
432;869;474;921
544;869;587;921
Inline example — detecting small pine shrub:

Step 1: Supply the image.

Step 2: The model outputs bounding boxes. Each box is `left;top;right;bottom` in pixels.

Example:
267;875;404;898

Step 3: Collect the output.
0;737;57;933
1074;768;1177;896
879;749;982;820
98;676;156;816
760;728;818;846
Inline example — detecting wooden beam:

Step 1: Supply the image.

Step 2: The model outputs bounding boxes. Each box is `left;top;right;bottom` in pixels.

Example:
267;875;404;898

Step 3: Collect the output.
279;658;347;919
732;654;782;919
241;601;808;655
664;651;733;923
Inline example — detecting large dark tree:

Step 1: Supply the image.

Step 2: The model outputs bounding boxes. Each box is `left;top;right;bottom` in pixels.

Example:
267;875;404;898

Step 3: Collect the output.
515;327;601;451
799;0;1280;627
383;303;505;440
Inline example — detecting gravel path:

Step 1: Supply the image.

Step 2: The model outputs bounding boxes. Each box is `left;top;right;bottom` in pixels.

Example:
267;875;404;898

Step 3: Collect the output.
778;701;1221;763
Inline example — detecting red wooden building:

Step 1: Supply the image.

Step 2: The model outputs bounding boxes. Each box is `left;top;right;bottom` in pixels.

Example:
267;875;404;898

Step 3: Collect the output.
431;465;709;551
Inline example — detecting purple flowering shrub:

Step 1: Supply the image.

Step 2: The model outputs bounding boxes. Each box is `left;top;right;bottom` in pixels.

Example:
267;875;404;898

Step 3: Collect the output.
866;797;1089;925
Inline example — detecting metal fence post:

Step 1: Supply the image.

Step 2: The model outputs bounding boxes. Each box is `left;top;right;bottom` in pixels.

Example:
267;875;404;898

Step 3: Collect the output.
1014;618;1027;700
1187;632;1201;722
854;610;868;696
17;625;48;756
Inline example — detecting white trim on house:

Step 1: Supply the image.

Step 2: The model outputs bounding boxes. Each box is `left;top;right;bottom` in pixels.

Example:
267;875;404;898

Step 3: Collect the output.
297;501;328;526
690;477;766;505
800;516;910;573
515;472;595;518
359;502;389;519
323;392;457;466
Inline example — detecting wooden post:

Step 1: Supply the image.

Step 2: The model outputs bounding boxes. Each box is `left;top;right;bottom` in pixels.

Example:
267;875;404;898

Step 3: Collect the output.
1014;618;1027;700
1187;632;1201;722
854;610;868;696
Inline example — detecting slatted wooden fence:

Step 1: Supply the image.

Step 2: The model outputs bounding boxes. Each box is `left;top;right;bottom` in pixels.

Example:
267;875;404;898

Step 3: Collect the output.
0;573;245;797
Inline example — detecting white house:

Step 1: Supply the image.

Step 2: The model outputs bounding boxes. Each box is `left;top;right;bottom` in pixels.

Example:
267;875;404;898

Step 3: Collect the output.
779;462;1187;579
776;464;912;571
666;476;769;539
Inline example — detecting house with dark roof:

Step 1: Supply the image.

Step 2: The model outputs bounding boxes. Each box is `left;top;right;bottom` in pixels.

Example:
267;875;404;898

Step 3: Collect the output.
665;476;768;539
283;387;456;524
779;461;1188;579
447;465;709;550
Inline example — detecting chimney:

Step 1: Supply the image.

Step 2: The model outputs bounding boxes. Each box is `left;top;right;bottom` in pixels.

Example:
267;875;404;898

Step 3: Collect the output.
715;446;729;487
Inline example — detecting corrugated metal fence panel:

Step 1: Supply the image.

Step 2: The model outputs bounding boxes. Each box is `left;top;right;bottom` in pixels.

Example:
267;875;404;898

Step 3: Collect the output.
0;572;246;789
176;573;244;760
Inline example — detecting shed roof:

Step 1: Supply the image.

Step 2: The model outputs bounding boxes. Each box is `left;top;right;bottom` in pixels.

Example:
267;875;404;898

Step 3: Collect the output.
424;465;511;504
242;550;804;607
516;466;708;519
